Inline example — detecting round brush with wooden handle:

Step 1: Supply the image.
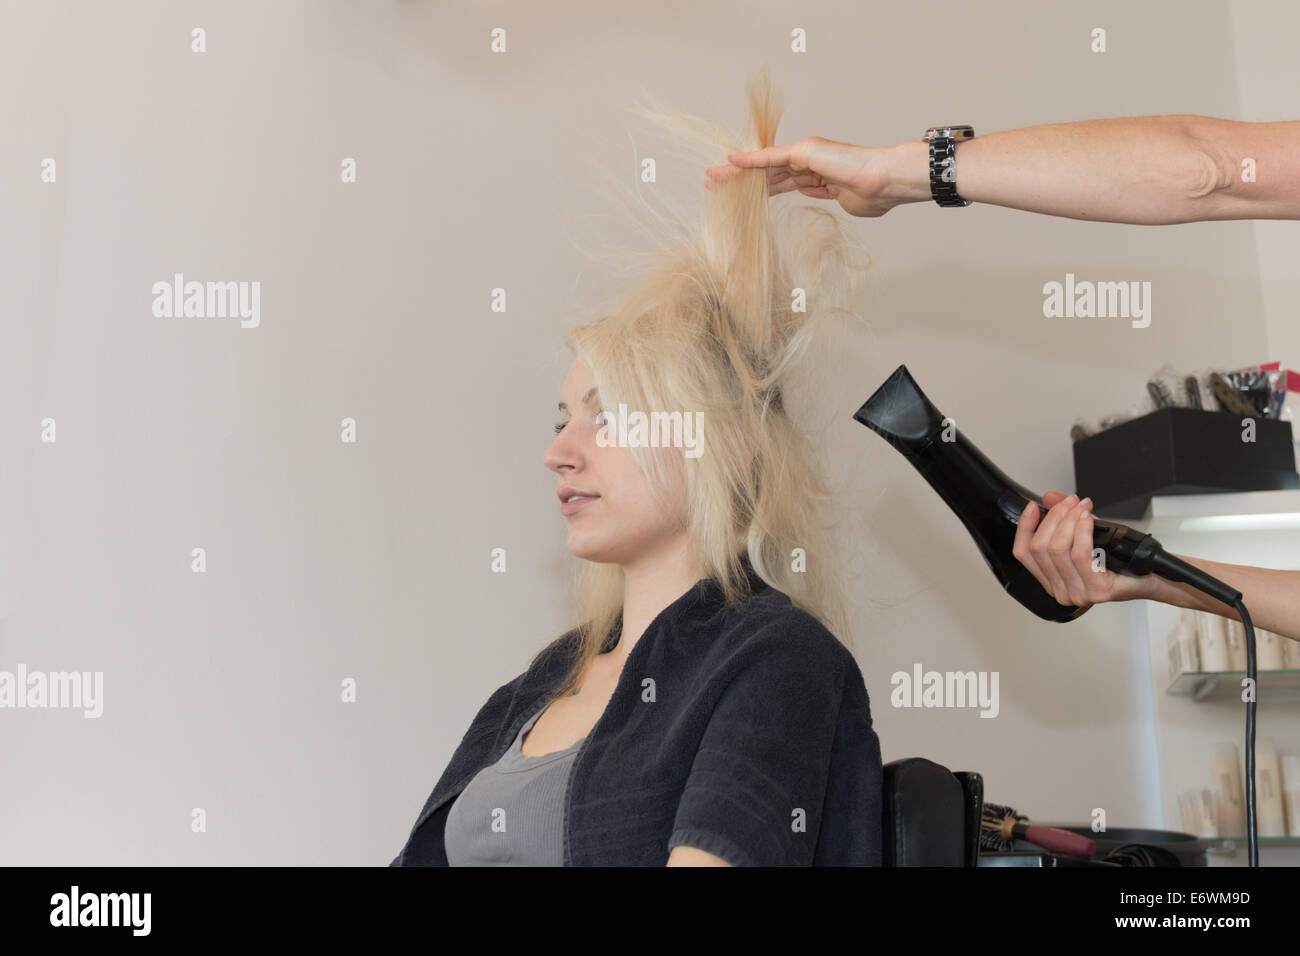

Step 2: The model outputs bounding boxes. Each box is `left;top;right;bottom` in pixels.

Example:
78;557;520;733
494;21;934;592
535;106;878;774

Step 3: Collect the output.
980;801;1098;857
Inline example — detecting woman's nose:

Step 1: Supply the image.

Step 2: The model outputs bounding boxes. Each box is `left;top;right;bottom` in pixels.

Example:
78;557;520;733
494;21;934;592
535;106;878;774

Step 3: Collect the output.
544;430;579;472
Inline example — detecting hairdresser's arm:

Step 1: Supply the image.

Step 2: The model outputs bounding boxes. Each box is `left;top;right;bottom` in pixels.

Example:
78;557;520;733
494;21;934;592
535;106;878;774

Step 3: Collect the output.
1135;552;1300;642
1015;491;1300;640
716;116;1300;224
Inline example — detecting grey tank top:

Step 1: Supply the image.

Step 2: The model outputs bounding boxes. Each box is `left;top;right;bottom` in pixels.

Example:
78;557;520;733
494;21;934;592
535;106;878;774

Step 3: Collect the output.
444;704;585;866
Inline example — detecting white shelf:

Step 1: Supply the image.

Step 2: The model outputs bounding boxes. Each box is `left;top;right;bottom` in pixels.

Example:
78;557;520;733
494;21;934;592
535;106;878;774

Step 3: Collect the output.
1136;489;1300;865
1134;490;1300;541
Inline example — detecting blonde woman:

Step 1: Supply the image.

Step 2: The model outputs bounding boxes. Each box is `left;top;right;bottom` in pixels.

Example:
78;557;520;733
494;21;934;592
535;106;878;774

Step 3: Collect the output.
391;72;882;867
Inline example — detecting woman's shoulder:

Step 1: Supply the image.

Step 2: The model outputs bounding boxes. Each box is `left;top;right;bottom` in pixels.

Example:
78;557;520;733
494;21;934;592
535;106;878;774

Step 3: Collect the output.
725;592;878;725
713;588;858;678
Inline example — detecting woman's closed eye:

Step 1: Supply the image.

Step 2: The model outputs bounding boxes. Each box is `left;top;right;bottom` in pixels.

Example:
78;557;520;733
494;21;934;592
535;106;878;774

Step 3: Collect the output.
553;411;608;435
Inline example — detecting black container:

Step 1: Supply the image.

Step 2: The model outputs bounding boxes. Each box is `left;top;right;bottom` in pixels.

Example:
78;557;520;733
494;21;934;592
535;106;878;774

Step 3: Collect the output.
1073;407;1298;519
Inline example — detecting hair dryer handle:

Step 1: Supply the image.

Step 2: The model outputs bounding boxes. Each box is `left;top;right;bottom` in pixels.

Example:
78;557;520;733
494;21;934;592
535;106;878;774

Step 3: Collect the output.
1088;519;1160;576
1016;493;1160;578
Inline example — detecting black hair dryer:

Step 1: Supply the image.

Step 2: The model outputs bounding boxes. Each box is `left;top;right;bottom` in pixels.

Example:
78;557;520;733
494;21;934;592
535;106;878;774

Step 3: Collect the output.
854;365;1084;621
852;365;1231;623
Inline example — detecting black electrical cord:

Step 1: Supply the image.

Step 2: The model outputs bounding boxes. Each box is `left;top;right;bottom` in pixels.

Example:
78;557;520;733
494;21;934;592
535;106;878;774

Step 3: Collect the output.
1137;549;1257;867
1235;598;1258;868
1146;550;1258;867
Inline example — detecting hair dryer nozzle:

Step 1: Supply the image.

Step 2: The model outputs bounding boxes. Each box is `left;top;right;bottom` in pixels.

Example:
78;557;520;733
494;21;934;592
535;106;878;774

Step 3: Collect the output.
852;365;941;450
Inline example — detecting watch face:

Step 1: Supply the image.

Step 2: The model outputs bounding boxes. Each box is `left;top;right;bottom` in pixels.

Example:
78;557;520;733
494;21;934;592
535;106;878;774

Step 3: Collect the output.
927;125;974;140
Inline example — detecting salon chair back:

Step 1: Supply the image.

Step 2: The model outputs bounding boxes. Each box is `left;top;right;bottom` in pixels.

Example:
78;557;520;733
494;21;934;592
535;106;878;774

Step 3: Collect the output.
881;757;984;866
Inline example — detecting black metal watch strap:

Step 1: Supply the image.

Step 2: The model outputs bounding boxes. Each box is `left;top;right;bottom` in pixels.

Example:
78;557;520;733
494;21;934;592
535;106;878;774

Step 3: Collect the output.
926;126;974;207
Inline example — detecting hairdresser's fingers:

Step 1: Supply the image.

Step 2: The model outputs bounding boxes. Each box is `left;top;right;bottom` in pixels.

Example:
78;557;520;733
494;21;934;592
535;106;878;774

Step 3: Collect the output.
1034;494;1076;590
1074;502;1148;604
1041;490;1068;509
1071;507;1113;605
722;138;899;215
1028;494;1079;601
728;137;864;185
711;170;835;201
1048;498;1095;607
712;169;819;198
1012;501;1051;589
1043;498;1086;604
706;165;811;199
705;161;794;188
725;142;801;170
771;176;819;197
793;183;835;200
704;162;745;189
1034;493;1078;543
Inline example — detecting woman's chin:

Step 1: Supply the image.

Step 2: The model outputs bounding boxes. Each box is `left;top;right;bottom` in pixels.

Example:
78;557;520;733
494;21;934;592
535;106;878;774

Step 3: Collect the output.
566;538;604;562
567;534;625;564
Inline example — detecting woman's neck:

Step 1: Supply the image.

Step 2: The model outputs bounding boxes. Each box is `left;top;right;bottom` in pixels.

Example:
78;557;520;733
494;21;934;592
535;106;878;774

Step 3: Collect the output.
613;539;706;664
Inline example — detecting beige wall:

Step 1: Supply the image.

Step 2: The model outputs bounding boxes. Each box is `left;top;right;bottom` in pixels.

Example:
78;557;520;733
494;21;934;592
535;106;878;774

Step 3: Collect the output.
0;0;1290;864
1229;1;1300;369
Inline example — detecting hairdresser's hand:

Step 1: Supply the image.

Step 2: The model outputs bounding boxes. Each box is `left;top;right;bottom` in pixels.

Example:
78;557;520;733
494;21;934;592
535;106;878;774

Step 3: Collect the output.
1013;491;1150;609
705;137;919;218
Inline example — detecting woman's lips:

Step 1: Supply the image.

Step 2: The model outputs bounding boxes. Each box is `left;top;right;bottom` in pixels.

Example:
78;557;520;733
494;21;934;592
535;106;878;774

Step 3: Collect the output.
561;495;600;515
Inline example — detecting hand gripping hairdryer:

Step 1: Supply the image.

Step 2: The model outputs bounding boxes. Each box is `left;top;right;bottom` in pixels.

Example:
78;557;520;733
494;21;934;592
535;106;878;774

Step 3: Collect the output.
853;363;1262;865
852;365;1244;620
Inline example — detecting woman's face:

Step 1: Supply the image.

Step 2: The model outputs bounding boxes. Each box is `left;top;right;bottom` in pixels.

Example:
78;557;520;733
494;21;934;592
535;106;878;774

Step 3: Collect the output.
544;359;687;566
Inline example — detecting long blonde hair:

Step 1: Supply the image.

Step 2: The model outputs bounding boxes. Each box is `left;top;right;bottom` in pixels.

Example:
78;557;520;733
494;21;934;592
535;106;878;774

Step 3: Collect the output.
543;67;870;699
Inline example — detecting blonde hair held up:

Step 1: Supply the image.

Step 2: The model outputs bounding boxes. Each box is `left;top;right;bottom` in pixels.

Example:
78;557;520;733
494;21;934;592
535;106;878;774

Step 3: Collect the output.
544;65;871;700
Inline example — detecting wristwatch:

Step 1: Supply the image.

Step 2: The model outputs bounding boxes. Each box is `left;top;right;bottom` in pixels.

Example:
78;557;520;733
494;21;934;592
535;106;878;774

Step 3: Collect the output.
924;126;975;206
